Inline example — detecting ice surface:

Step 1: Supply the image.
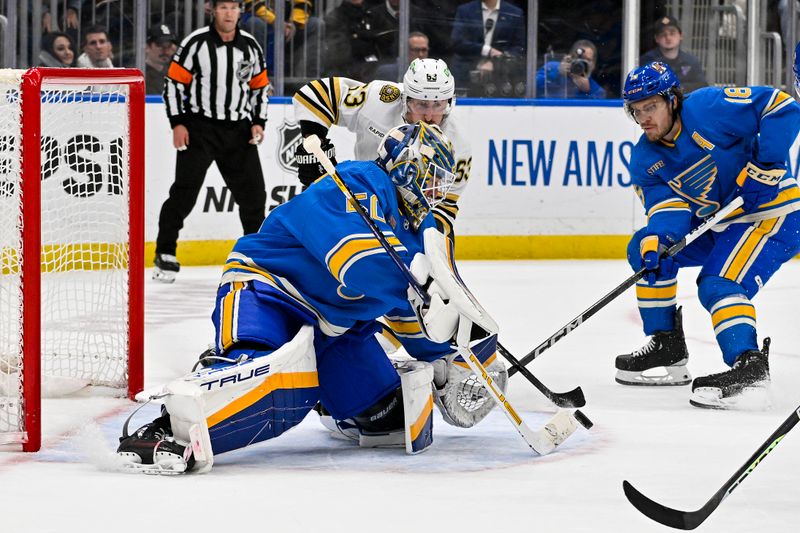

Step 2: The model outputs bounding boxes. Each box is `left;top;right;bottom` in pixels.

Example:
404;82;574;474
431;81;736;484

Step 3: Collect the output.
1;261;798;533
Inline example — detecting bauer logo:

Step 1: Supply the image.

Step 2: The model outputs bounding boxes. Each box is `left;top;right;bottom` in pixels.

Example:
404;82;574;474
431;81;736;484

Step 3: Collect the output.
199;362;272;390
277;120;303;173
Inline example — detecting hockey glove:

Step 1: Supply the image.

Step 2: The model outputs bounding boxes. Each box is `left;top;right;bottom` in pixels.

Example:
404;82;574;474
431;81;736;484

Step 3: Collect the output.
737;161;785;213
432;335;507;428
408;228;499;345
409;253;460;344
295;137;337;186
639;233;679;286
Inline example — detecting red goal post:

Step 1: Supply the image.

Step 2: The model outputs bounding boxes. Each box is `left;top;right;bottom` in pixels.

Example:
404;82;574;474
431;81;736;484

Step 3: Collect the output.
0;68;145;452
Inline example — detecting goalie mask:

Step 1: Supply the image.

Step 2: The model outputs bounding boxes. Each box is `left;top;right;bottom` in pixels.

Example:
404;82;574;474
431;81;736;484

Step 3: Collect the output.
377;122;456;231
402;58;455;124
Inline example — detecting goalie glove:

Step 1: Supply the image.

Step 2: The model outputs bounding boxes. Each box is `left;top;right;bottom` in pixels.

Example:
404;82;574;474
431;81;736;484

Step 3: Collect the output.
408;228;498;345
409;253;460;343
431;335;507;428
737;161;785;213
295;136;337;186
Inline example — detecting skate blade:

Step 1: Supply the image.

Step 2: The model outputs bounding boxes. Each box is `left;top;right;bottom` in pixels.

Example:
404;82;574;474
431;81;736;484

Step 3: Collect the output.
615;366;691;387
116;451;189;475
152;268;177;283
689;385;771;411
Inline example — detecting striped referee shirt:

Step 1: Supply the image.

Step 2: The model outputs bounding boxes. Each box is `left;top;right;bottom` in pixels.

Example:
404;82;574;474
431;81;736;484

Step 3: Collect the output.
164;25;269;128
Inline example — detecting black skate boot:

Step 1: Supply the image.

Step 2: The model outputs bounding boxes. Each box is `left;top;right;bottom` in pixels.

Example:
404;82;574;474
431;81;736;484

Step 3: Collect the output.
153;253;180;283
690;338;771;410
116;414;195;474
615;307;691;386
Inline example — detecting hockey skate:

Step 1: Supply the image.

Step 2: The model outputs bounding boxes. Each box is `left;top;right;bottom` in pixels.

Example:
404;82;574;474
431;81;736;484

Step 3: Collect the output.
153;253;180;283
116;415;195;475
313;391;406;448
615;307;691;386
690;338;771;410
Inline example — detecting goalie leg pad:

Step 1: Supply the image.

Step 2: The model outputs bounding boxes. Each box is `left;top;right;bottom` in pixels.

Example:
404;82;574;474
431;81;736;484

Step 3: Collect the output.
164;325;319;470
398;360;435;454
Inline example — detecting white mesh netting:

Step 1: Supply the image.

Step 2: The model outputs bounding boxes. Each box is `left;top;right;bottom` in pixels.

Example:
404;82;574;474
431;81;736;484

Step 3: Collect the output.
0;70;132;444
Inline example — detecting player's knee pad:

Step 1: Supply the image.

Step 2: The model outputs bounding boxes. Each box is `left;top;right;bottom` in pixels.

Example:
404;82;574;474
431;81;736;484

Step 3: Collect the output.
433;335;507;428
697;275;747;311
162;325;318;473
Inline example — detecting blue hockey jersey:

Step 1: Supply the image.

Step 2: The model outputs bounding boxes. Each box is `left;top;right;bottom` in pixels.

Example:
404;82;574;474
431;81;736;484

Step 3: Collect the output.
219;160;433;337
630;86;800;240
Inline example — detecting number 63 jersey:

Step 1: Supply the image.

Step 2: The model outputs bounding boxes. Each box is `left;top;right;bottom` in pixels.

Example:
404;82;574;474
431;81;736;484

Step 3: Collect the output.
630;85;800;239
293;76;471;236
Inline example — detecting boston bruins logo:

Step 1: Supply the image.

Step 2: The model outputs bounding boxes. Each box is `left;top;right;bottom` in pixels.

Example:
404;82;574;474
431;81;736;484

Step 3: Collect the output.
379;84;401;103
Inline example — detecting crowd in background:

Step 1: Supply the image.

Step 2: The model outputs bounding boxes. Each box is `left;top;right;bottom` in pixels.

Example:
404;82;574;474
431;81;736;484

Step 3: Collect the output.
9;0;796;98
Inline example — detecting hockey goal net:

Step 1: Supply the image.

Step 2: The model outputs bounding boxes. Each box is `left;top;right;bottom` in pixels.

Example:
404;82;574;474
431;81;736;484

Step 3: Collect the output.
0;68;144;452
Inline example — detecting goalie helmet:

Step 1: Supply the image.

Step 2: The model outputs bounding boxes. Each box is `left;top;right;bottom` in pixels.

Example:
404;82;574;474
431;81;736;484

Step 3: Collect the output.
377;122;456;231
622;61;680;122
402;58;455;122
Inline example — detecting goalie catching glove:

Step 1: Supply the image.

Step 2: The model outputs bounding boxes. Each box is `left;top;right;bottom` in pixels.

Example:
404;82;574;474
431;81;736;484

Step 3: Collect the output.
295;136;337;186
432;337;508;428
408;227;498;345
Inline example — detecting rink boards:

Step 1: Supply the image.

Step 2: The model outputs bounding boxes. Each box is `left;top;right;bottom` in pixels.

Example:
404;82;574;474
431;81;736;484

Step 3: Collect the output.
141;98;800;263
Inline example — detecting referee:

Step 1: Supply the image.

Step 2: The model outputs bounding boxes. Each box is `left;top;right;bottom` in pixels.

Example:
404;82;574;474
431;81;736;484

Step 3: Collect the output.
154;0;270;283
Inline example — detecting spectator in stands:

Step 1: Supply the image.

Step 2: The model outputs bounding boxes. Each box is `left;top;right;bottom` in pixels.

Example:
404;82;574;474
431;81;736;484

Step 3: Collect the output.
535;39;606;99
373;31;429;82
410;0;458;60
41;1;80;35
323;0;379;80
240;0;322;77
364;0;439;79
77;25;114;68
38;31;76;67
145;24;178;95
640;15;707;93
449;0;525;86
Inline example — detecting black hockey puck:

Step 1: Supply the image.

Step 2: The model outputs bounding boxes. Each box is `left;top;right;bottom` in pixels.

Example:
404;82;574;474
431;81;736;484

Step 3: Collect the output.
574;409;593;430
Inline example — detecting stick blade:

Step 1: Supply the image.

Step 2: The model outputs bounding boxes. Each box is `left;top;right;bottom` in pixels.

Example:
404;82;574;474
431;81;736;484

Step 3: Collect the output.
550;385;586;408
622;480;707;530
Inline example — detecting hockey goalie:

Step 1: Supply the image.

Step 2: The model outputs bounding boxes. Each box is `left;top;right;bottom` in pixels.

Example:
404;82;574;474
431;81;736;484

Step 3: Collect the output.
116;123;510;474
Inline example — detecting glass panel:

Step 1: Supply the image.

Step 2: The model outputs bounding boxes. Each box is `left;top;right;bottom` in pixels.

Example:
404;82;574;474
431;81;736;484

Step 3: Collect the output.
639;1;741;92
537;0;621;99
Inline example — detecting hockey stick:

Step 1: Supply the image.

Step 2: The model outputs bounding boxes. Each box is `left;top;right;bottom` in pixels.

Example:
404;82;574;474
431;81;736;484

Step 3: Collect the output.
496;341;586;408
303;134;589;453
509;196;744;375
623;405;800;530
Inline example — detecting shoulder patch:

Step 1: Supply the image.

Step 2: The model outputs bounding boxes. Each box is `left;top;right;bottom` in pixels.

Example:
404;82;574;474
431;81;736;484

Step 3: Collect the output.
379;84;401;103
691;131;715;151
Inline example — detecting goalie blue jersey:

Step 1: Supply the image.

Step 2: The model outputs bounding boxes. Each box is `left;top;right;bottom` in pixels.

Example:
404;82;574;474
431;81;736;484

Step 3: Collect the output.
219;159;433;338
630;86;800;240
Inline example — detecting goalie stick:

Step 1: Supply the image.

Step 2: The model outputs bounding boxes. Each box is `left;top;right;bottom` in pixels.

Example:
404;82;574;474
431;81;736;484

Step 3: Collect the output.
623;405;800;530
303;134;588;454
509;196;744;375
